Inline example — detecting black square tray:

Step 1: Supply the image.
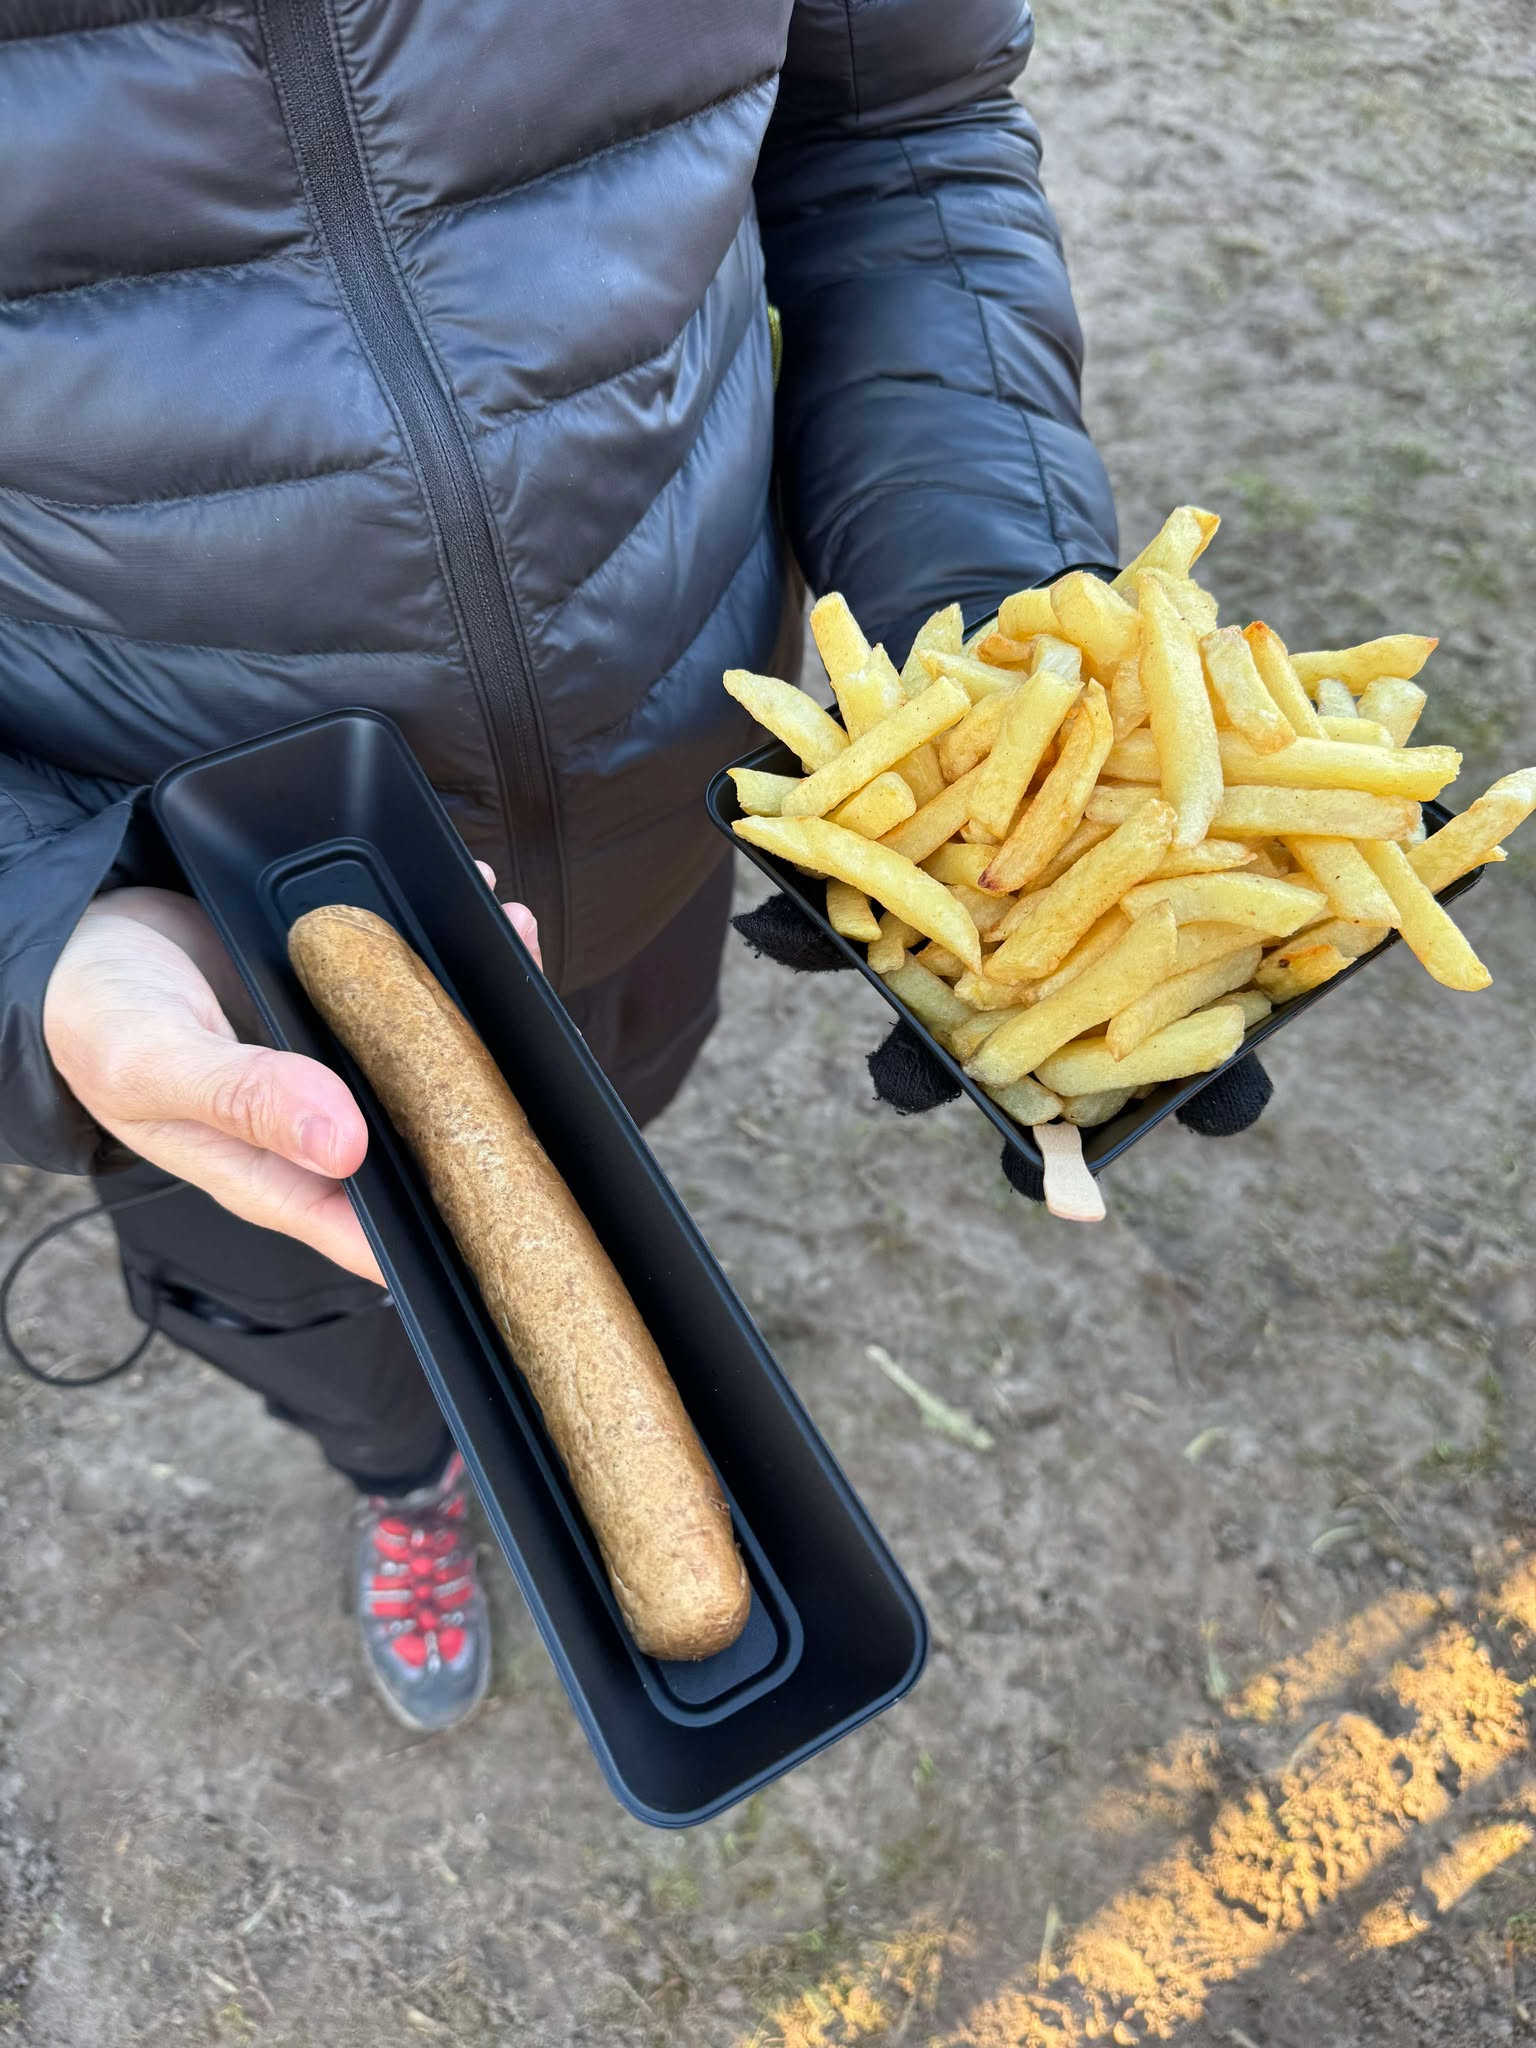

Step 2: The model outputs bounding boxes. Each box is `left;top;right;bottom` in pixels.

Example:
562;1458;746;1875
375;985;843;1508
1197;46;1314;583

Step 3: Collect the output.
153;709;925;1827
707;742;1482;1177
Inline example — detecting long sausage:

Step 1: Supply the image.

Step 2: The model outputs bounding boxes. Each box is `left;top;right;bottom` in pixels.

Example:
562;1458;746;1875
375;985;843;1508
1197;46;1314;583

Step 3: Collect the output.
287;904;749;1660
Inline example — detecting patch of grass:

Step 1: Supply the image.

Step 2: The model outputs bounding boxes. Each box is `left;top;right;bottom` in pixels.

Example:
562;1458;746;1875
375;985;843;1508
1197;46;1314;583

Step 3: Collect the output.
1226;470;1321;537
1506;1910;1536;1958
1419;1434;1504;1482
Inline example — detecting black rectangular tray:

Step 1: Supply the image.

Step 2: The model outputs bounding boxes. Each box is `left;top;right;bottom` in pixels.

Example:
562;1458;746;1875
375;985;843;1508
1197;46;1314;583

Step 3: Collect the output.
153;709;925;1826
707;741;1482;1176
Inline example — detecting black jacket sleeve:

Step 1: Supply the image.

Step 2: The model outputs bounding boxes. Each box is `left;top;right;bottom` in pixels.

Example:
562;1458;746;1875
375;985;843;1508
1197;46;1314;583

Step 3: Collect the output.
0;752;152;1173
755;0;1118;655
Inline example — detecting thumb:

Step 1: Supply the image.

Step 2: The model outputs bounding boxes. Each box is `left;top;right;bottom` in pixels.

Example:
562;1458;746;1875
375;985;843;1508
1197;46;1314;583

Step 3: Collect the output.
125;1025;370;1178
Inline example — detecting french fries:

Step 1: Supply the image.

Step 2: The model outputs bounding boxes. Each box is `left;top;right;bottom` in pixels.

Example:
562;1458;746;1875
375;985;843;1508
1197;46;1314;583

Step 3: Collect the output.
724;670;848;769
966;665;1087;842
1112;505;1220;594
826;881;882;943
832;771;918;839
965;904;1178;1086
735;816;982;970
1138;573;1222;848
1105;944;1262;1059
986;800;1175;983
981;682;1114;891
1409;767;1536;892
1357;677;1426;747
723;506;1531;1158
729;766;799;816
1357;841;1490;991
1242;624;1326;739
1035;1006;1246;1095
783;679;968;818
1119;872;1326;937
1291;635;1437;690
1282;836;1398;925
1200;627;1295;755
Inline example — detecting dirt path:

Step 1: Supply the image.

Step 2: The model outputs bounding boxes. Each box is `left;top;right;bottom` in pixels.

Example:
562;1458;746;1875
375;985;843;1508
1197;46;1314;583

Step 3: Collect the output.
3;1;1534;2042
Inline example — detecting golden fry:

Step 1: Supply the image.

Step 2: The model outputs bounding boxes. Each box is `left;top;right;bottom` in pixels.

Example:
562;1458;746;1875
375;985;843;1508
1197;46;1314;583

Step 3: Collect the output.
966;665;1087;841
1051;570;1141;671
921;649;1028;701
1151;839;1257;879
899;604;964;696
974;632;1038;668
830;643;904;739
914;942;967;980
809;592;871;691
728;766;799;816
1409;766;1536;892
734;816;983;969
1120;871;1325;936
1313;677;1357;720
723;669;848;770
1254;943;1351;1003
980;682;1114;892
1282;836;1397;925
950;884;1017;937
1200;627;1294;755
965;903;1178;1086
1212;785;1420;841
1112;505;1220;594
867;910;921;975
938;687;1015;782
1107;656;1149;741
1105;944;1261;1059
826;880;881;944
1357;677;1426;747
981;1075;1065;1127
1104;726;1459;801
923;842;1012;893
997;585;1060;641
1140;568;1219;638
897;743;946;806
1357;840;1490;990
831;770;918;839
1173;921;1263;972
783;678;968;818
987;800;1176;983
951;1008;1023;1061
1291;635;1437;690
1137;573;1222;848
1242;623;1326;739
1018;907;1133;1003
1035;1006;1245;1095
1320;715;1393;746
1029;816;1117;890
882;762;989;863
882;958;974;1039
955;968;1034;1011
1061;1088;1134;1128
1204;988;1272;1029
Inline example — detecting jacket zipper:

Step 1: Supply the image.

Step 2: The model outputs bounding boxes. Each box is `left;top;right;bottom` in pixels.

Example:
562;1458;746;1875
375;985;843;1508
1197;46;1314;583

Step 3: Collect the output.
260;0;566;983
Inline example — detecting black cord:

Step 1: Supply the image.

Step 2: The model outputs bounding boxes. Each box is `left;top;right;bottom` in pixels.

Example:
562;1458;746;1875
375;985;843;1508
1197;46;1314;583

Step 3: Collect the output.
0;1181;183;1389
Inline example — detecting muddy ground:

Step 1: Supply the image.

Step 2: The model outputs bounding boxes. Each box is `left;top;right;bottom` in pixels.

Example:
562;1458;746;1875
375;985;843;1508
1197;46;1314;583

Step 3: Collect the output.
2;1;1534;2042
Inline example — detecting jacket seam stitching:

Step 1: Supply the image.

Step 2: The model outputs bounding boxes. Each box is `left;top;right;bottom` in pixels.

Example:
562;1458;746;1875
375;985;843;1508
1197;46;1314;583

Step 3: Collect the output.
896;135;1065;558
412;71;780;234
0;243;305;312
0;610;458;661
0;456;399;516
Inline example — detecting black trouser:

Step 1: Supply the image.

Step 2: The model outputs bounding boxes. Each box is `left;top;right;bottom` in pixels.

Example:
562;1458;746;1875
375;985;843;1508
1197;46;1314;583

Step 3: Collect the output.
99;857;735;1494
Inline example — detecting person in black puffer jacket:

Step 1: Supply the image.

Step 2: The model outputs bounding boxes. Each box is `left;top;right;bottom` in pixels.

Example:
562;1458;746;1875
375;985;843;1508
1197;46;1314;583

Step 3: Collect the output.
2;0;1122;1728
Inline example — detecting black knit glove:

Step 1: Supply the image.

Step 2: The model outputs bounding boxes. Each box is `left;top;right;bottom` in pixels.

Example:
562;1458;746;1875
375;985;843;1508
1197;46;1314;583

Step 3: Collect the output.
734;892;1271;1203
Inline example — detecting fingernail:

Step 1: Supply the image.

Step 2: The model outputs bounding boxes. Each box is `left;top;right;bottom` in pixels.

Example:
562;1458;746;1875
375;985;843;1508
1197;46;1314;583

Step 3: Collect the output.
298;1115;336;1171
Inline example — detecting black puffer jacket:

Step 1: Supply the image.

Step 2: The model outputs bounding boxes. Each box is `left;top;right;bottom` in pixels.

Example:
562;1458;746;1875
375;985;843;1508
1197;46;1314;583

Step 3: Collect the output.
0;0;1116;1173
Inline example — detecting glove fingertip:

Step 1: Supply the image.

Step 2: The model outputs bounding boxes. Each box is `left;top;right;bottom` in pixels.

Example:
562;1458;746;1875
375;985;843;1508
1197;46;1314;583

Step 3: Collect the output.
868;1023;961;1115
1000;1142;1046;1202
733;894;850;973
1176;1053;1273;1137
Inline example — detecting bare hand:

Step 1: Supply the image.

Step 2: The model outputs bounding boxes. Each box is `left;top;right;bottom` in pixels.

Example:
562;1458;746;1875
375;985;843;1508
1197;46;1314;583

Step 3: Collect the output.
44;871;539;1285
